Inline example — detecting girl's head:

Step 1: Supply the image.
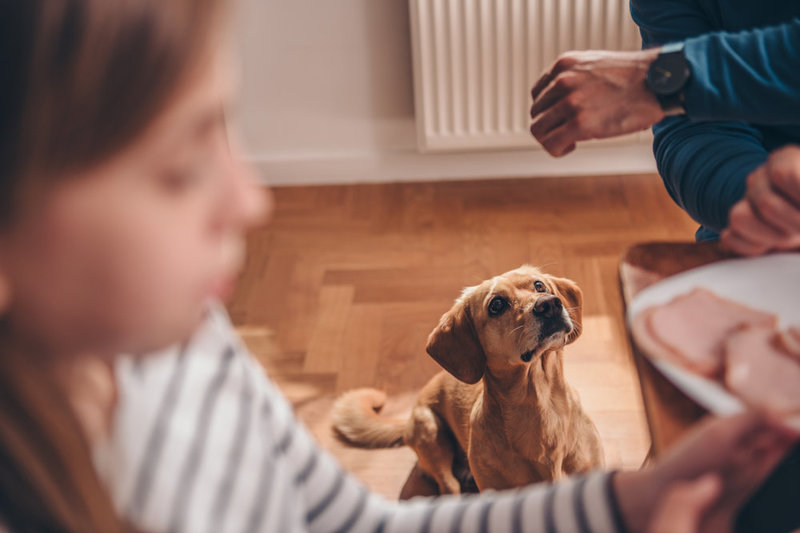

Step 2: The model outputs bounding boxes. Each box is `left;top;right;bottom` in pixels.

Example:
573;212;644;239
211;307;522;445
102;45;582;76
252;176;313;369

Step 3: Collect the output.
0;0;269;359
0;0;269;530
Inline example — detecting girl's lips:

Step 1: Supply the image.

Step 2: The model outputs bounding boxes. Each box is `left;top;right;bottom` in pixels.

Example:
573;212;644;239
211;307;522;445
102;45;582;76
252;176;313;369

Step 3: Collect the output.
207;275;237;300
209;237;245;300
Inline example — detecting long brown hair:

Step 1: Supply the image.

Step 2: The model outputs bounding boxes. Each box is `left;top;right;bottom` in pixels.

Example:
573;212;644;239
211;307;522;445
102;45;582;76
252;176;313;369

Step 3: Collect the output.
0;0;225;530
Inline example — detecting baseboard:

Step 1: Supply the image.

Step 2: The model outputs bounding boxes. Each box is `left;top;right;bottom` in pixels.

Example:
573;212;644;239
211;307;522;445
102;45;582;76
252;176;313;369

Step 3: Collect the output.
247;143;657;186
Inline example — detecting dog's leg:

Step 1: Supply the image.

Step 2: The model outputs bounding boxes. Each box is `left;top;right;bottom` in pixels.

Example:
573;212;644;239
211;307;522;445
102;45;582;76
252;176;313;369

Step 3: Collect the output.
550;454;566;481
405;406;461;495
452;448;479;493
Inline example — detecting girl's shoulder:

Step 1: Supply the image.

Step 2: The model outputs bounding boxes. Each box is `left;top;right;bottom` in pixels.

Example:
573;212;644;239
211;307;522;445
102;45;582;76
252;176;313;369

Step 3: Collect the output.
115;301;279;398
103;302;296;532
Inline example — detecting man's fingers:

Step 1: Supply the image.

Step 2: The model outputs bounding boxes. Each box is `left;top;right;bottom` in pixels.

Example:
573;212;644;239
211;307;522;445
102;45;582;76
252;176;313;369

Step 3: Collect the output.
539;122;585;157
720;228;769;256
746;168;800;235
530;99;575;141
531;55;576;101
751;189;800;236
561;143;576;156
530;73;578;119
739;144;800;252
771;172;800;206
727;201;786;248
531;70;556;103
766;146;800;206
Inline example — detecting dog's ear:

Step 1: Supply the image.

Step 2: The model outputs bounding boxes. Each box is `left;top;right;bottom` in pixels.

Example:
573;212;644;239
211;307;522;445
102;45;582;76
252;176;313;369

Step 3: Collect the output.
552;276;583;344
426;297;486;384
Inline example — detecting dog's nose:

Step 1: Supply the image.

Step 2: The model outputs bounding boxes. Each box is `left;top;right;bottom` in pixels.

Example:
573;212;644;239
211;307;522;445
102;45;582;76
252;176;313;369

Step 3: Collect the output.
532;295;562;319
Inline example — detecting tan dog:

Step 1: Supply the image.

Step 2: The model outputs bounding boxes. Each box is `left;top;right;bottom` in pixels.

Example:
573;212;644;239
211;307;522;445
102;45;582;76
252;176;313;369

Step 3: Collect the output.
332;265;604;494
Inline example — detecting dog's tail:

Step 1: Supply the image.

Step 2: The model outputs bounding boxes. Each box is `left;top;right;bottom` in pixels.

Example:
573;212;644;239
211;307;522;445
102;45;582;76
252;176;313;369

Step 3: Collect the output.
331;388;406;448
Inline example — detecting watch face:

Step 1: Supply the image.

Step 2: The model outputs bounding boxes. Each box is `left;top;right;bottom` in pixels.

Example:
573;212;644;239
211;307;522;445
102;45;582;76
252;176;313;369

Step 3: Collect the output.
648;52;690;95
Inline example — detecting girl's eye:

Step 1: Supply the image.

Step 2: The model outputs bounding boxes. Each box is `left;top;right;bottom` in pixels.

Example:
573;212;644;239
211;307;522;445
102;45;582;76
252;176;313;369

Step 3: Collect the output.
488;296;508;317
159;167;202;194
534;281;547;293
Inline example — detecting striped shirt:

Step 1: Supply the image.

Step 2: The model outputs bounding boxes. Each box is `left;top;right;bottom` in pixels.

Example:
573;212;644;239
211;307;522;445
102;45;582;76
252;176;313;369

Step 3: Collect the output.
98;304;628;533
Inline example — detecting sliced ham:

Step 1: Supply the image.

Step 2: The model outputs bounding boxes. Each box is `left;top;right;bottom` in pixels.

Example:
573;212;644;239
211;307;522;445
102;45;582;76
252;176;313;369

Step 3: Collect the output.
725;325;800;414
631;307;680;366
634;288;778;377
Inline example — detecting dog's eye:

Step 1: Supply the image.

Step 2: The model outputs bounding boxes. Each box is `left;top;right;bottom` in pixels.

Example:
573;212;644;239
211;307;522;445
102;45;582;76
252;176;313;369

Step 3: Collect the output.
488;297;508;317
534;281;547;293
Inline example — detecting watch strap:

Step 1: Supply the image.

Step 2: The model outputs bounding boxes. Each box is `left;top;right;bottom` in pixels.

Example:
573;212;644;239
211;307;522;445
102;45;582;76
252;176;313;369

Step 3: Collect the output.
648;41;689;115
655;91;686;116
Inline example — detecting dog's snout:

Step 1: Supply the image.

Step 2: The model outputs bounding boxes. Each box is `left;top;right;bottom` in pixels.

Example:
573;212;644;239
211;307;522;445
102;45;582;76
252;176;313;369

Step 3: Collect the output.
533;295;562;319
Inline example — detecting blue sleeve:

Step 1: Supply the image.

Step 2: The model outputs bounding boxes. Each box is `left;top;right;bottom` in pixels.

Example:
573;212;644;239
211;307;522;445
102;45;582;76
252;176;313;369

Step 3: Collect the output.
631;2;800;123
682;20;800;122
652;118;767;234
630;0;773;235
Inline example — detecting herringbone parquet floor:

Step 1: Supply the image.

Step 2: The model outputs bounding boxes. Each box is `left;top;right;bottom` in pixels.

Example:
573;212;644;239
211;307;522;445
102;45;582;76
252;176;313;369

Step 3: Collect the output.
227;173;699;499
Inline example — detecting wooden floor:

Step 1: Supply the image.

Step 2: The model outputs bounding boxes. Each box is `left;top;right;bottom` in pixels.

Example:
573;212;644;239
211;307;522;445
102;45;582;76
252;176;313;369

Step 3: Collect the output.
227;173;699;499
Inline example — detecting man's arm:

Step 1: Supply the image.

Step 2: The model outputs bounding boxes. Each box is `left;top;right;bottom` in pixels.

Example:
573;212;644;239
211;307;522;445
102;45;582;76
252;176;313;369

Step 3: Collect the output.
531;0;790;235
530;4;800;155
632;0;771;235
632;4;800;123
650;117;768;235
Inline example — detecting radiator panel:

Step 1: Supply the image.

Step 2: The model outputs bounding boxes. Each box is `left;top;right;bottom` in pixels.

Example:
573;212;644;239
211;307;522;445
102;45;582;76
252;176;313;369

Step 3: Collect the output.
409;0;644;152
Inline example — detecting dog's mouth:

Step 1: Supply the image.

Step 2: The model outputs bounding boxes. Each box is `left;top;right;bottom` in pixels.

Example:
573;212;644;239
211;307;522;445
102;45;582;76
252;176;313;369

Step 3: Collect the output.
519;321;573;363
519;341;559;363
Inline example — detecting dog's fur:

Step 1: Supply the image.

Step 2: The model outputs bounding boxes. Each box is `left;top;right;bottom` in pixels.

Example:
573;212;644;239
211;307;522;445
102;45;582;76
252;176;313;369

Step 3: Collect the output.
332;265;604;494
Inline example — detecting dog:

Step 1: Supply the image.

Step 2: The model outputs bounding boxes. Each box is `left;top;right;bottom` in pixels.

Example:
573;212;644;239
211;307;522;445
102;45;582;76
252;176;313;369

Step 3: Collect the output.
331;265;604;494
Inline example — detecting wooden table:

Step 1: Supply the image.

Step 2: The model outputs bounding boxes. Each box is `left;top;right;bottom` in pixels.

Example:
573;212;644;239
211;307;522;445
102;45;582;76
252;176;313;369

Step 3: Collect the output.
619;241;736;456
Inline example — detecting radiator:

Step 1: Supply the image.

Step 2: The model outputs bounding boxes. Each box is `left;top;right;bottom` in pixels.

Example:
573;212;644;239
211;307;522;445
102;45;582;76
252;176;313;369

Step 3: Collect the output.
409;0;644;152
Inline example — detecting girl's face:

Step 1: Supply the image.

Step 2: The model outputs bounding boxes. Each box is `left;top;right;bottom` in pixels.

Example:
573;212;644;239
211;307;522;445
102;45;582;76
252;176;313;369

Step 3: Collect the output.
0;51;272;357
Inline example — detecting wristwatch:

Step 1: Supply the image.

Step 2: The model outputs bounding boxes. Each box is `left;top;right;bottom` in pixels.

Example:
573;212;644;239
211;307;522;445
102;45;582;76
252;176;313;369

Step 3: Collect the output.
645;42;691;115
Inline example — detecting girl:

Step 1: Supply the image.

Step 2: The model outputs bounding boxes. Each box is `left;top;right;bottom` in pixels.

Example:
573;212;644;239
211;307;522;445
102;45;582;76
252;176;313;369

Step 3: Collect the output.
0;1;794;532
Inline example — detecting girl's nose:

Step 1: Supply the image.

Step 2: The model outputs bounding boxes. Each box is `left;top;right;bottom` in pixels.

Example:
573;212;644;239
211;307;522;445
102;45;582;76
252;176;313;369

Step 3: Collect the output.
236;160;273;229
223;142;273;231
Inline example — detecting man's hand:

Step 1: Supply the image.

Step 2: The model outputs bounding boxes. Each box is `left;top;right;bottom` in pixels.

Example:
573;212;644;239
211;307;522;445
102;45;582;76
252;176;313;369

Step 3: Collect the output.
613;411;797;533
530;49;664;156
721;145;800;255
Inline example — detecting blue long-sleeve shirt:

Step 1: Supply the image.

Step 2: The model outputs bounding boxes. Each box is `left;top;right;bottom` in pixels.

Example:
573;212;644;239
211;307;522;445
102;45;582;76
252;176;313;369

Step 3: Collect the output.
629;1;800;240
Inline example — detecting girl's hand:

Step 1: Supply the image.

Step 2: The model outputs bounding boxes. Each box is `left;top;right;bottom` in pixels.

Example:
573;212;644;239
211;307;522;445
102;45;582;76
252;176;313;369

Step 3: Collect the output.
614;411;797;533
648;474;721;533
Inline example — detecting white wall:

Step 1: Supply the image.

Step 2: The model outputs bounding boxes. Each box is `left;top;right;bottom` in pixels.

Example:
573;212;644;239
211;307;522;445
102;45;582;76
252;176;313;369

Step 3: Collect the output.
231;0;656;186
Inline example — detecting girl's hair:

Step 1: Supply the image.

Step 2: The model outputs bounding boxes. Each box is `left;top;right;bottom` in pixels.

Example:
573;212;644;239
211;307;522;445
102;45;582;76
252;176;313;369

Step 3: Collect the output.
0;0;225;223
0;0;224;530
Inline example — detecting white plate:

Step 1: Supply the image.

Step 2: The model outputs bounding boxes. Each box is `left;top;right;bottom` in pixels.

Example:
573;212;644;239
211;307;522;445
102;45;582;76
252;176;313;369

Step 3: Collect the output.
627;252;800;420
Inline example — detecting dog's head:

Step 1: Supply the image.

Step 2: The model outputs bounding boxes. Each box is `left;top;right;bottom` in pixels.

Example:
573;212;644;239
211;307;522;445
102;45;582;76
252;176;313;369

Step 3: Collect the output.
425;265;583;384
